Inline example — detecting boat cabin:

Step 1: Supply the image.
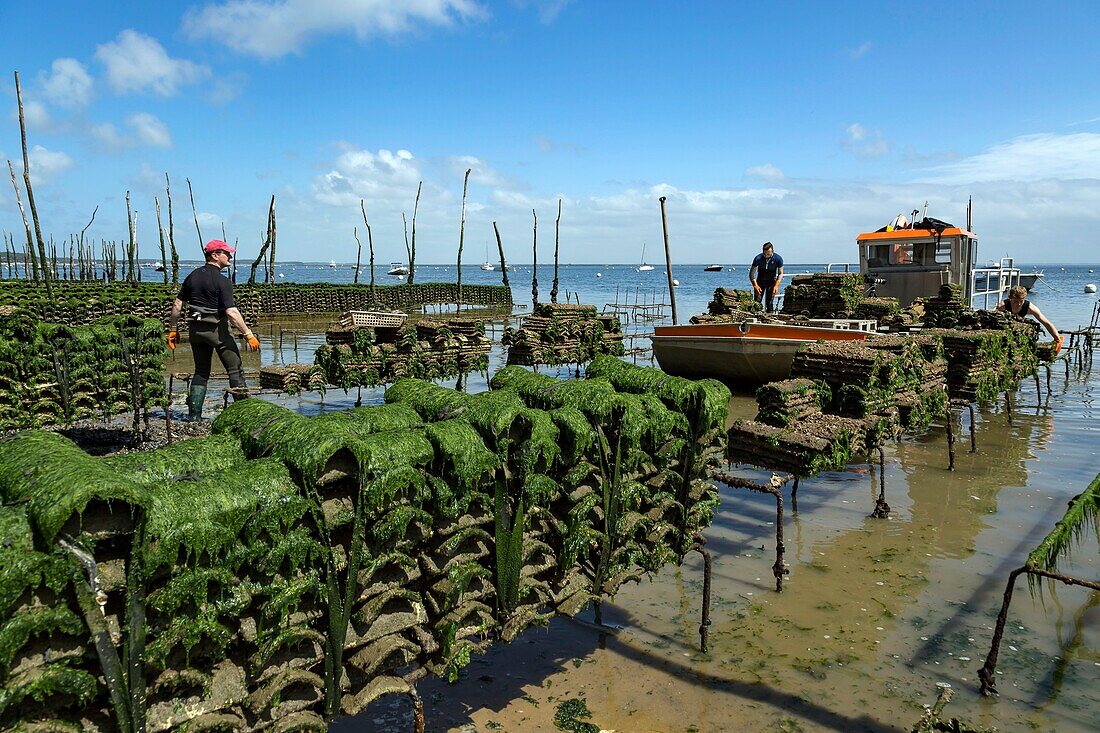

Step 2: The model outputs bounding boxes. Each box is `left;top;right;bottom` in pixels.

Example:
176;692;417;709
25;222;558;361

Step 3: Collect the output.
857;223;978;306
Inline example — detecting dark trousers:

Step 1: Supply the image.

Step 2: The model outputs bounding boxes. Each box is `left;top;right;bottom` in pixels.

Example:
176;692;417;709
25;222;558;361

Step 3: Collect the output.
754;281;777;313
189;319;245;390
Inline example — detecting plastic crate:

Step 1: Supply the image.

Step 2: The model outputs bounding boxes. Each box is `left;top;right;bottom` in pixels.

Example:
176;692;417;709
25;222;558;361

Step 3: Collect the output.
339;310;408;329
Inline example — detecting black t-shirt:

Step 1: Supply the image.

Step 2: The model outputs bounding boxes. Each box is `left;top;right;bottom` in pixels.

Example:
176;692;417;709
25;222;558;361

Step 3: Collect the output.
1003;298;1030;318
178;264;235;315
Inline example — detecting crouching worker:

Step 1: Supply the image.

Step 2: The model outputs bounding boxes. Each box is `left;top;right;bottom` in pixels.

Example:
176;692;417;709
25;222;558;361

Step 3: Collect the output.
996;284;1063;355
167;239;261;420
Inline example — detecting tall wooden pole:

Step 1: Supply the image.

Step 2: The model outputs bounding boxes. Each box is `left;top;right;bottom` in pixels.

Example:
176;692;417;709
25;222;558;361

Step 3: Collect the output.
8;160;37;281
361;200;375;299
456;168;471;313
659;196;678;325
493;221;509;287
531;209;538;309
551;198;561;303
409;181;422;285
14;72;51;295
187;178;204;258
166;174;179;285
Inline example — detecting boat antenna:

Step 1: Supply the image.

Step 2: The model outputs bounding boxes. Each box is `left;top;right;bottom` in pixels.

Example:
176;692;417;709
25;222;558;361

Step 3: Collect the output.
966;195;972;231
922;201;929;220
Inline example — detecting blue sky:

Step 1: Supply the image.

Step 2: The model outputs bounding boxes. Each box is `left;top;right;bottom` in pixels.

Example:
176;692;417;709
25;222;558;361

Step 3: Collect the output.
2;1;1099;265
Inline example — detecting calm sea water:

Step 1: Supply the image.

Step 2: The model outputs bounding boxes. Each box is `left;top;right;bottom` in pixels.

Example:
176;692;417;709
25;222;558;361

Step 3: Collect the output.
228;260;1100;337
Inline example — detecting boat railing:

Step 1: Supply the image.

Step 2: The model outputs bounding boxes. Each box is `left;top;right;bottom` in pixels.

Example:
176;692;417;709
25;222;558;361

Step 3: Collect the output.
826;263;855;273
970;257;1022;310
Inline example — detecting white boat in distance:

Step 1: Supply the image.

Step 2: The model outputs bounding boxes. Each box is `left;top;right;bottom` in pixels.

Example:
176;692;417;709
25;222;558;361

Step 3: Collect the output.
637;242;655;271
329;260;337;269
703;264;723;272
480;261;495;271
387;262;410;276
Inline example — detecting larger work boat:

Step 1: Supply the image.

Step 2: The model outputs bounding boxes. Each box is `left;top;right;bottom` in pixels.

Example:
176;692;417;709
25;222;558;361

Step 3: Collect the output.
857;209;1021;309
652;206;1022;385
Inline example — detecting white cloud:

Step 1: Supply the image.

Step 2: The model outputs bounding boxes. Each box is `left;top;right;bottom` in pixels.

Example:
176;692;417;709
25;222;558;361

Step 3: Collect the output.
197;212;224;229
39;58;94;108
183;0;486;59
129;113;172;148
312;145;425;207
208;73;247;105
91;113;173;149
95;30;210;96
744;164;785;182
27;145;74;182
443;155;506;186
512;0;573;23
20;100;52;130
921;133;1100;184
535;134;586;154
848;41;872;59
841;122;890;159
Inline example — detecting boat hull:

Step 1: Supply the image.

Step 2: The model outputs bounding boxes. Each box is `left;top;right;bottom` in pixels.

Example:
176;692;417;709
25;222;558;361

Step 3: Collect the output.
651;322;869;384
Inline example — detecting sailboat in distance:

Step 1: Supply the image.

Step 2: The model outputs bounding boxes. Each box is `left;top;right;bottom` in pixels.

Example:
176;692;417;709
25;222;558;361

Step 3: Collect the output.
480;241;495;270
637;242;655;272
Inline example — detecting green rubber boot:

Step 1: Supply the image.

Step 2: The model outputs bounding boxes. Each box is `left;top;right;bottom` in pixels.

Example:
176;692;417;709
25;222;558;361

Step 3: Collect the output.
186;383;207;422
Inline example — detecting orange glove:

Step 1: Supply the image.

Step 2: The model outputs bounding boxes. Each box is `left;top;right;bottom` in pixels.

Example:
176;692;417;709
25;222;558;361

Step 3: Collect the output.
1054;335;1064;355
167;331;178;350
771;283;780;296
247;334;261;352
752;282;762;297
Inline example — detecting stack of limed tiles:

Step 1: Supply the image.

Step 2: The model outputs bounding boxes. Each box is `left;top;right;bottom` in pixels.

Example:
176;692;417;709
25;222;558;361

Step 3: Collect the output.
780;273;864;317
0;504;107;732
706;288;762;316
921;283;967;327
854;296;901;322
503;303;624;366
933;323;1040;403
861;334;947;430
755;378;831;428
259;363;322;393
726;417;865;476
790;341;900;417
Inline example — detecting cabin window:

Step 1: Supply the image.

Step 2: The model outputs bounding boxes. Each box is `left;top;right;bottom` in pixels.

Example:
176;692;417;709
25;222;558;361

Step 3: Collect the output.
890;242;913;265
935;239;952;264
865;244;889;268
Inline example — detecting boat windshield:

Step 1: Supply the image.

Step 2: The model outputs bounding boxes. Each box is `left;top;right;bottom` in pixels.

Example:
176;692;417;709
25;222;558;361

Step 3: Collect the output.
866;239;952;267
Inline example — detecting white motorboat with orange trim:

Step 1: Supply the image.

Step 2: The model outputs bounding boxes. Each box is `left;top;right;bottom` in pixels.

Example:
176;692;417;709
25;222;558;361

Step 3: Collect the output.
651;320;872;384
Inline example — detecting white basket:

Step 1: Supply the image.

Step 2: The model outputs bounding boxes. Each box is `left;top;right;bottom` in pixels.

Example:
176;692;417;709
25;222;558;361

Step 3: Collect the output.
339;310;408;329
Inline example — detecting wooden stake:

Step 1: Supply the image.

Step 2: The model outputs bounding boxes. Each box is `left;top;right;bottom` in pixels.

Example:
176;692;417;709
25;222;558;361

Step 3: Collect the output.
155;198;168;285
7;159;37;281
659;196;678;325
165;173;179;285
186;177;204;257
531;208;538;309
266;195;276;284
360;200;375;300
551;198;561;303
457;168;471;313
493;221;509;287
409;181;422;285
14;72;51;295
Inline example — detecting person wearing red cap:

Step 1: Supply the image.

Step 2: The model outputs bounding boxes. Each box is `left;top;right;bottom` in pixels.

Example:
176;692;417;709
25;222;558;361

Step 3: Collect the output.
167;239;260;420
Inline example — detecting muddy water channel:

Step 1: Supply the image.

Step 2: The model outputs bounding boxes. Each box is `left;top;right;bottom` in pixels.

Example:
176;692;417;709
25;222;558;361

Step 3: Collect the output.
166;314;1097;732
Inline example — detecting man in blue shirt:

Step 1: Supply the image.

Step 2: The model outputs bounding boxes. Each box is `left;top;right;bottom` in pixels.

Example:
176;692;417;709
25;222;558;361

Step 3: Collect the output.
749;241;784;313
